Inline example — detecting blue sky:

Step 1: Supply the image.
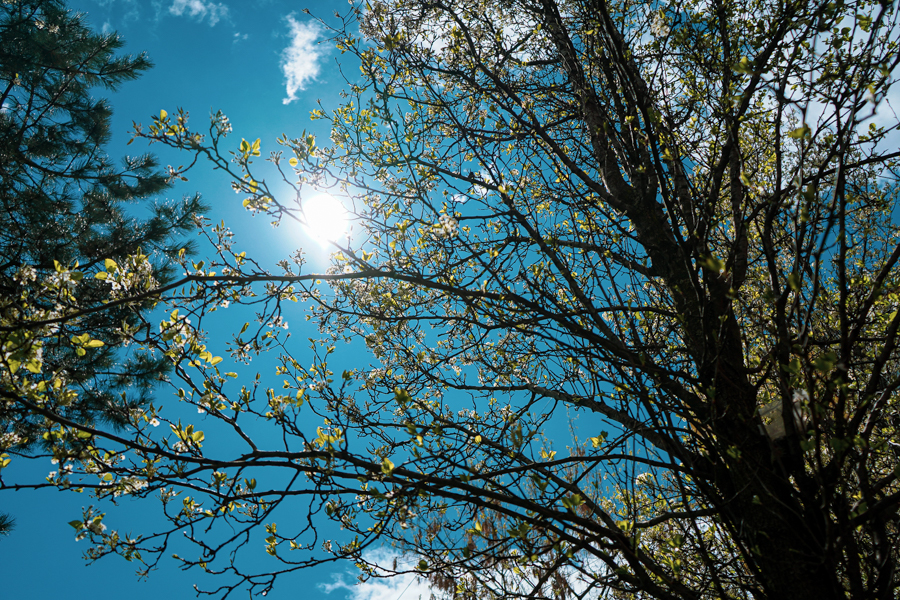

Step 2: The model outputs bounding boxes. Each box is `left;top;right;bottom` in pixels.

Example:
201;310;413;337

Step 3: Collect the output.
13;1;896;597
2;1;434;598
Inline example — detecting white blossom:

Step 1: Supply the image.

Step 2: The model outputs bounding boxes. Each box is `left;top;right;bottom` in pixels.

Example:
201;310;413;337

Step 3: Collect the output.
268;315;289;329
0;432;23;448
14;265;36;284
635;472;654;486
46;269;78;290
650;12;670;37
433;214;459;239
86;520;107;535
160;314;192;347
115;477;149;497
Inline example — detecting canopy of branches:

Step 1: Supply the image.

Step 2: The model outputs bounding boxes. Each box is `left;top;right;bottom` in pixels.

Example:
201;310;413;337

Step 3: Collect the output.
3;0;900;599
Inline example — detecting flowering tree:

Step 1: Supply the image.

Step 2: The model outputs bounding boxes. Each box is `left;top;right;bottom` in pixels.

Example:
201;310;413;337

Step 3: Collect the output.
11;0;900;599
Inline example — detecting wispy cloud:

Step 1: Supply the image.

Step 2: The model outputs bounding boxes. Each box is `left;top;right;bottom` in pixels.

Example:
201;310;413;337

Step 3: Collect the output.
319;549;434;600
280;15;324;105
168;0;229;27
83;0;142;29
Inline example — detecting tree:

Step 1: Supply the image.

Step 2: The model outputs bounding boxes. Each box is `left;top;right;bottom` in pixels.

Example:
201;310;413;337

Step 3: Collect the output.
14;0;900;599
0;511;14;537
0;2;202;465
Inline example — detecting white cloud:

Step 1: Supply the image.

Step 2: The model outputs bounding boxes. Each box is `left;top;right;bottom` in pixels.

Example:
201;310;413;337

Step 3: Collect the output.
168;0;229;27
319;549;435;600
316;546;617;600
280;15;324;105
84;0;141;28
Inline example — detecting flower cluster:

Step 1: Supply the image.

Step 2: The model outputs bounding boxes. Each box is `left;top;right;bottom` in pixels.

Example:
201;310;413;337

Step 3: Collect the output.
104;253;157;298
114;477;149;497
46;268;79;291
0;432;23;449
212;110;232;135
47;461;74;481
650;12;670;37
159;312;193;348
14;265;37;285
635;472;655;487
196;391;226;414
34;19;60;34
75;517;107;541
433;214;459;239
268;316;289;330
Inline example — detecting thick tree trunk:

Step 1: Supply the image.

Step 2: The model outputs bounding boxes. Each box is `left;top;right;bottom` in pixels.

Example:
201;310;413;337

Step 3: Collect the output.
709;322;840;600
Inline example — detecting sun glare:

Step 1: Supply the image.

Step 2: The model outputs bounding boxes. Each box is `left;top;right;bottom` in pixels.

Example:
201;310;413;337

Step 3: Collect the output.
302;193;348;244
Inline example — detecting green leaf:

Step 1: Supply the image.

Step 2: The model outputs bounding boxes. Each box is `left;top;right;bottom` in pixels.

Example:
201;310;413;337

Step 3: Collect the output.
394;387;412;406
788;124;811;139
812;352;838;373
561;493;584;512
857;13;872;32
381;457;395;475
589;431;608;448
701;255;726;273
733;56;753;74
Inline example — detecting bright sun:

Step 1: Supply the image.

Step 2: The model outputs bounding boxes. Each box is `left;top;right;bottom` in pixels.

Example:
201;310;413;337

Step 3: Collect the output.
302;193;348;244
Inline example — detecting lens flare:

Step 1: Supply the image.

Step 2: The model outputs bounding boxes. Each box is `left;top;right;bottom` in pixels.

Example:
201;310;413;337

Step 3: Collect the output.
302;193;347;243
